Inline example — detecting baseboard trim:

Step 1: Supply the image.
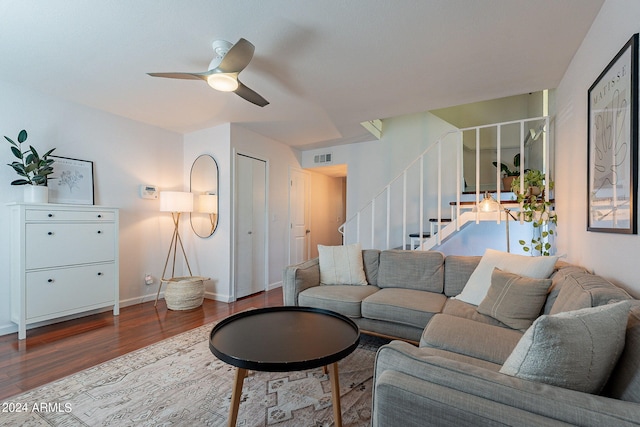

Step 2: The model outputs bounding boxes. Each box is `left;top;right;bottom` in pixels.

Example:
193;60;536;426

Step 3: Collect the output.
268;281;282;291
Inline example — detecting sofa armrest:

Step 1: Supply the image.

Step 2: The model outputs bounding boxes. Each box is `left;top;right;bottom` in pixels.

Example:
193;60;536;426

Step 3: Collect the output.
282;257;320;306
373;341;640;427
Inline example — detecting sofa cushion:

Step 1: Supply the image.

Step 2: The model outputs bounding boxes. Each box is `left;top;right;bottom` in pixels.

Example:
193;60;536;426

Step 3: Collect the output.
362;288;447;329
454;249;557;306
318;243;367;285
500;301;631;394
549;269;631;315
604;302;640;403
420;314;523;365
298;285;379;318
441;298;508;327
477;268;552;331
362;249;381;286
377;250;444;292
543;264;590;314
443;255;481;297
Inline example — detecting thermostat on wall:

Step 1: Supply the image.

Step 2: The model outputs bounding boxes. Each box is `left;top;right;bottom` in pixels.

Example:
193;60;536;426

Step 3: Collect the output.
139;184;158;199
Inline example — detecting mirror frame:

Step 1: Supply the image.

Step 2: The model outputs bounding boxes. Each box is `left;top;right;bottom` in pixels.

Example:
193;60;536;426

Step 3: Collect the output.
190;154;220;238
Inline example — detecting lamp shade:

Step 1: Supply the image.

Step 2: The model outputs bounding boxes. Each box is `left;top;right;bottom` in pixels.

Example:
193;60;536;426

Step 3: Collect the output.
478;192;499;212
160;191;194;213
198;193;218;214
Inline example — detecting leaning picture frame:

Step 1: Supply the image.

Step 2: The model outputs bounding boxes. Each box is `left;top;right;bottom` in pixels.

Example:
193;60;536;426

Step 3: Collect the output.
49;156;95;205
587;33;639;234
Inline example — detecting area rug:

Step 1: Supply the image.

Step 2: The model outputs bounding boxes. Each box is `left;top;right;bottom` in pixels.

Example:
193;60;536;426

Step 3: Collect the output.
0;322;388;427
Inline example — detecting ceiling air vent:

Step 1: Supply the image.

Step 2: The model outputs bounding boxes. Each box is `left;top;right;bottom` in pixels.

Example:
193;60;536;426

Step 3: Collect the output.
314;153;333;164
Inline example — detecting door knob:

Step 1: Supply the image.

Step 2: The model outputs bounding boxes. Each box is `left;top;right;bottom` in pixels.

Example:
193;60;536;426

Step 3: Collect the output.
306;229;311;234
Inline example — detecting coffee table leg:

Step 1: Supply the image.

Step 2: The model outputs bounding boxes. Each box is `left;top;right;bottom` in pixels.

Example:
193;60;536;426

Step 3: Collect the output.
228;367;247;427
328;362;343;427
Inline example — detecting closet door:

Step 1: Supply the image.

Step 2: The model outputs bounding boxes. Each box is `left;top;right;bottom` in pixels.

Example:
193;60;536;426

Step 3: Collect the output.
235;154;267;298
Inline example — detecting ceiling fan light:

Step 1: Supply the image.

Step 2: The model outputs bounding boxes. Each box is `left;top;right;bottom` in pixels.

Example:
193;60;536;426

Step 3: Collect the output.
207;74;238;92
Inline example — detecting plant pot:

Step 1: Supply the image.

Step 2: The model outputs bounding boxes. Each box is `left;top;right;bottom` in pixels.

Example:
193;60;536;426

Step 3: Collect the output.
528;186;541;197
23;185;48;203
502;176;516;192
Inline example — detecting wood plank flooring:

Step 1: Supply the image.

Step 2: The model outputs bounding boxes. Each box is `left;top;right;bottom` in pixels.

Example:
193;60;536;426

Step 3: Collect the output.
0;289;283;401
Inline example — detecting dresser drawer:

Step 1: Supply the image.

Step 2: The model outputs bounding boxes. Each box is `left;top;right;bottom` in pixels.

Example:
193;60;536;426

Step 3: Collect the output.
25;209;115;222
26;223;116;269
25;264;115;320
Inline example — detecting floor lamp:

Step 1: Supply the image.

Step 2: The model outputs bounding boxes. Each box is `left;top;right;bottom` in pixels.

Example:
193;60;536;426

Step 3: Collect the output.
155;191;194;306
477;192;516;253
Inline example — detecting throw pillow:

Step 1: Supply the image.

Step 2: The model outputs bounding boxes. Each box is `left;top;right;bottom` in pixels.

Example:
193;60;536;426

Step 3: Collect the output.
454;248;557;306
477;268;552;331
318;243;367;285
500;300;631;394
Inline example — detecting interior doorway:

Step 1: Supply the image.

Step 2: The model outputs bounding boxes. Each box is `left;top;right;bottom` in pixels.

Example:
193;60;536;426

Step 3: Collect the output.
234;153;267;299
290;166;347;261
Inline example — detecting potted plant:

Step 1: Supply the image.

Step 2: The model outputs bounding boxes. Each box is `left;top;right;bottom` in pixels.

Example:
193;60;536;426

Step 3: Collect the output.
492;153;521;191
5;129;56;203
511;170;557;256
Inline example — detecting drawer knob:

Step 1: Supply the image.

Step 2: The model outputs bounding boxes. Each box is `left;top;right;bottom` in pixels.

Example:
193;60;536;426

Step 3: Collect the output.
47;279;54;283
47;213;54;218
97;214;102;218
47;231;53;236
97;272;103;276
97;230;102;234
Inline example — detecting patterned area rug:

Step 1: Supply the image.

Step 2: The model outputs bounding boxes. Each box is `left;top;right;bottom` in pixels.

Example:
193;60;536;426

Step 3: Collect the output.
1;322;388;426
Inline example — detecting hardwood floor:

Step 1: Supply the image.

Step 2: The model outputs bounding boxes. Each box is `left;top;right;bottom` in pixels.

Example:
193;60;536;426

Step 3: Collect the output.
0;288;283;401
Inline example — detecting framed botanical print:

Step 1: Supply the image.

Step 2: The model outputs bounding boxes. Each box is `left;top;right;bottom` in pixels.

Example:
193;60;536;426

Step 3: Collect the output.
588;33;639;233
49;156;95;205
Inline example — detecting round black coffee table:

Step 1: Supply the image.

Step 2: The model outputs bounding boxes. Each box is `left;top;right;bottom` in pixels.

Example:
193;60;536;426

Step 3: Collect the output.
209;306;360;427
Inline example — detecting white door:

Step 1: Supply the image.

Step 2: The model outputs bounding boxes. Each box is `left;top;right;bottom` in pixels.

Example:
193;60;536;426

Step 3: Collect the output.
289;168;310;264
235;154;267;299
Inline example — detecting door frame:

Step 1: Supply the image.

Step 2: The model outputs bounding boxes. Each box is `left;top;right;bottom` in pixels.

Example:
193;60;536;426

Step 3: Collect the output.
231;149;269;302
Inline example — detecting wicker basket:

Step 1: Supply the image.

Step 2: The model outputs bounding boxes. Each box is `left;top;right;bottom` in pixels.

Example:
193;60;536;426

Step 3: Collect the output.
164;276;206;310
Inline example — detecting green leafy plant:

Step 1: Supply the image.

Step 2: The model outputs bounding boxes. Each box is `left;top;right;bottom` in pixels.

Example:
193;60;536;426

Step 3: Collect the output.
5;129;55;185
512;171;557;256
492;153;521;177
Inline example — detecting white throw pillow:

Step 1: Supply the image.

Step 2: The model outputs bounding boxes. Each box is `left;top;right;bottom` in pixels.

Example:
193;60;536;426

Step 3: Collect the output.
500;301;631;394
318;243;367;285
454;248;557;306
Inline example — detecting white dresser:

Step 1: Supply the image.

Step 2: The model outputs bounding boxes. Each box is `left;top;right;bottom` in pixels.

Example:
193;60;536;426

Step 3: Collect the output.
9;203;119;339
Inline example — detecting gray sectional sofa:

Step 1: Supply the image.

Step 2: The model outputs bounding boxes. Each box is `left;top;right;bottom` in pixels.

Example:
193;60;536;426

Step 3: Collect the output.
283;249;640;426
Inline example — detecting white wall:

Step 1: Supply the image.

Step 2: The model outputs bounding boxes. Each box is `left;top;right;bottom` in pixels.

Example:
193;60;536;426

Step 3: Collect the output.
0;80;183;335
556;0;640;297
183;124;232;301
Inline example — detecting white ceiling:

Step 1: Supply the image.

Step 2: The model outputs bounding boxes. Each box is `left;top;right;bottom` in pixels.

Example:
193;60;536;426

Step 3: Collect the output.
0;0;603;150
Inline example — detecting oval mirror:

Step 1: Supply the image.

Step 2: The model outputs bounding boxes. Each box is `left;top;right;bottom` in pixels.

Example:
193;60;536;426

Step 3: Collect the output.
190;154;219;238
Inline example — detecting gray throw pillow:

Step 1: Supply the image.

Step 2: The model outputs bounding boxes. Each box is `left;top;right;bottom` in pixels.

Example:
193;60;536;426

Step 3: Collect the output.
477;268;551;331
500;301;631;394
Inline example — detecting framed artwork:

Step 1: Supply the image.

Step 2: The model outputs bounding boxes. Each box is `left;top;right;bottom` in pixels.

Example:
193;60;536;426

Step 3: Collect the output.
587;33;639;234
49;156;95;205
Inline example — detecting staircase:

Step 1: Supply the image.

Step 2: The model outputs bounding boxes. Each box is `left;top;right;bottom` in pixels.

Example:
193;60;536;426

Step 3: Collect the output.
338;116;552;251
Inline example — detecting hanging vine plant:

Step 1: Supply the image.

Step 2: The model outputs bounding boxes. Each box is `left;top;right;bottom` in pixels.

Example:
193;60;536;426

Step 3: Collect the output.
512;170;557;256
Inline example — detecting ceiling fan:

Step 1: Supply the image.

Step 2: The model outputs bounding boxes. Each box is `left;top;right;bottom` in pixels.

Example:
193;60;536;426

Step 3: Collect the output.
148;38;269;107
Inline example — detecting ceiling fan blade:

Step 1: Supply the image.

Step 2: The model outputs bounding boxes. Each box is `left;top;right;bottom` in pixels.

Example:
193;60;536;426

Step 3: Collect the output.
235;81;269;107
217;38;255;73
147;72;209;81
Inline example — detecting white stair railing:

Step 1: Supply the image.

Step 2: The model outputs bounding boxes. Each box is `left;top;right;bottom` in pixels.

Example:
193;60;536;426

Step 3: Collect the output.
339;116;551;250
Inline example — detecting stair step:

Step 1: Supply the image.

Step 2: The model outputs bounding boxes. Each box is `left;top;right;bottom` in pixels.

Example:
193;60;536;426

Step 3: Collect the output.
429;218;451;223
409;232;430;238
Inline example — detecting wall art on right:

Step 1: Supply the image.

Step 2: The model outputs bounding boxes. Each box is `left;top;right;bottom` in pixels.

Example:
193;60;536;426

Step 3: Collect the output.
588;33;639;234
